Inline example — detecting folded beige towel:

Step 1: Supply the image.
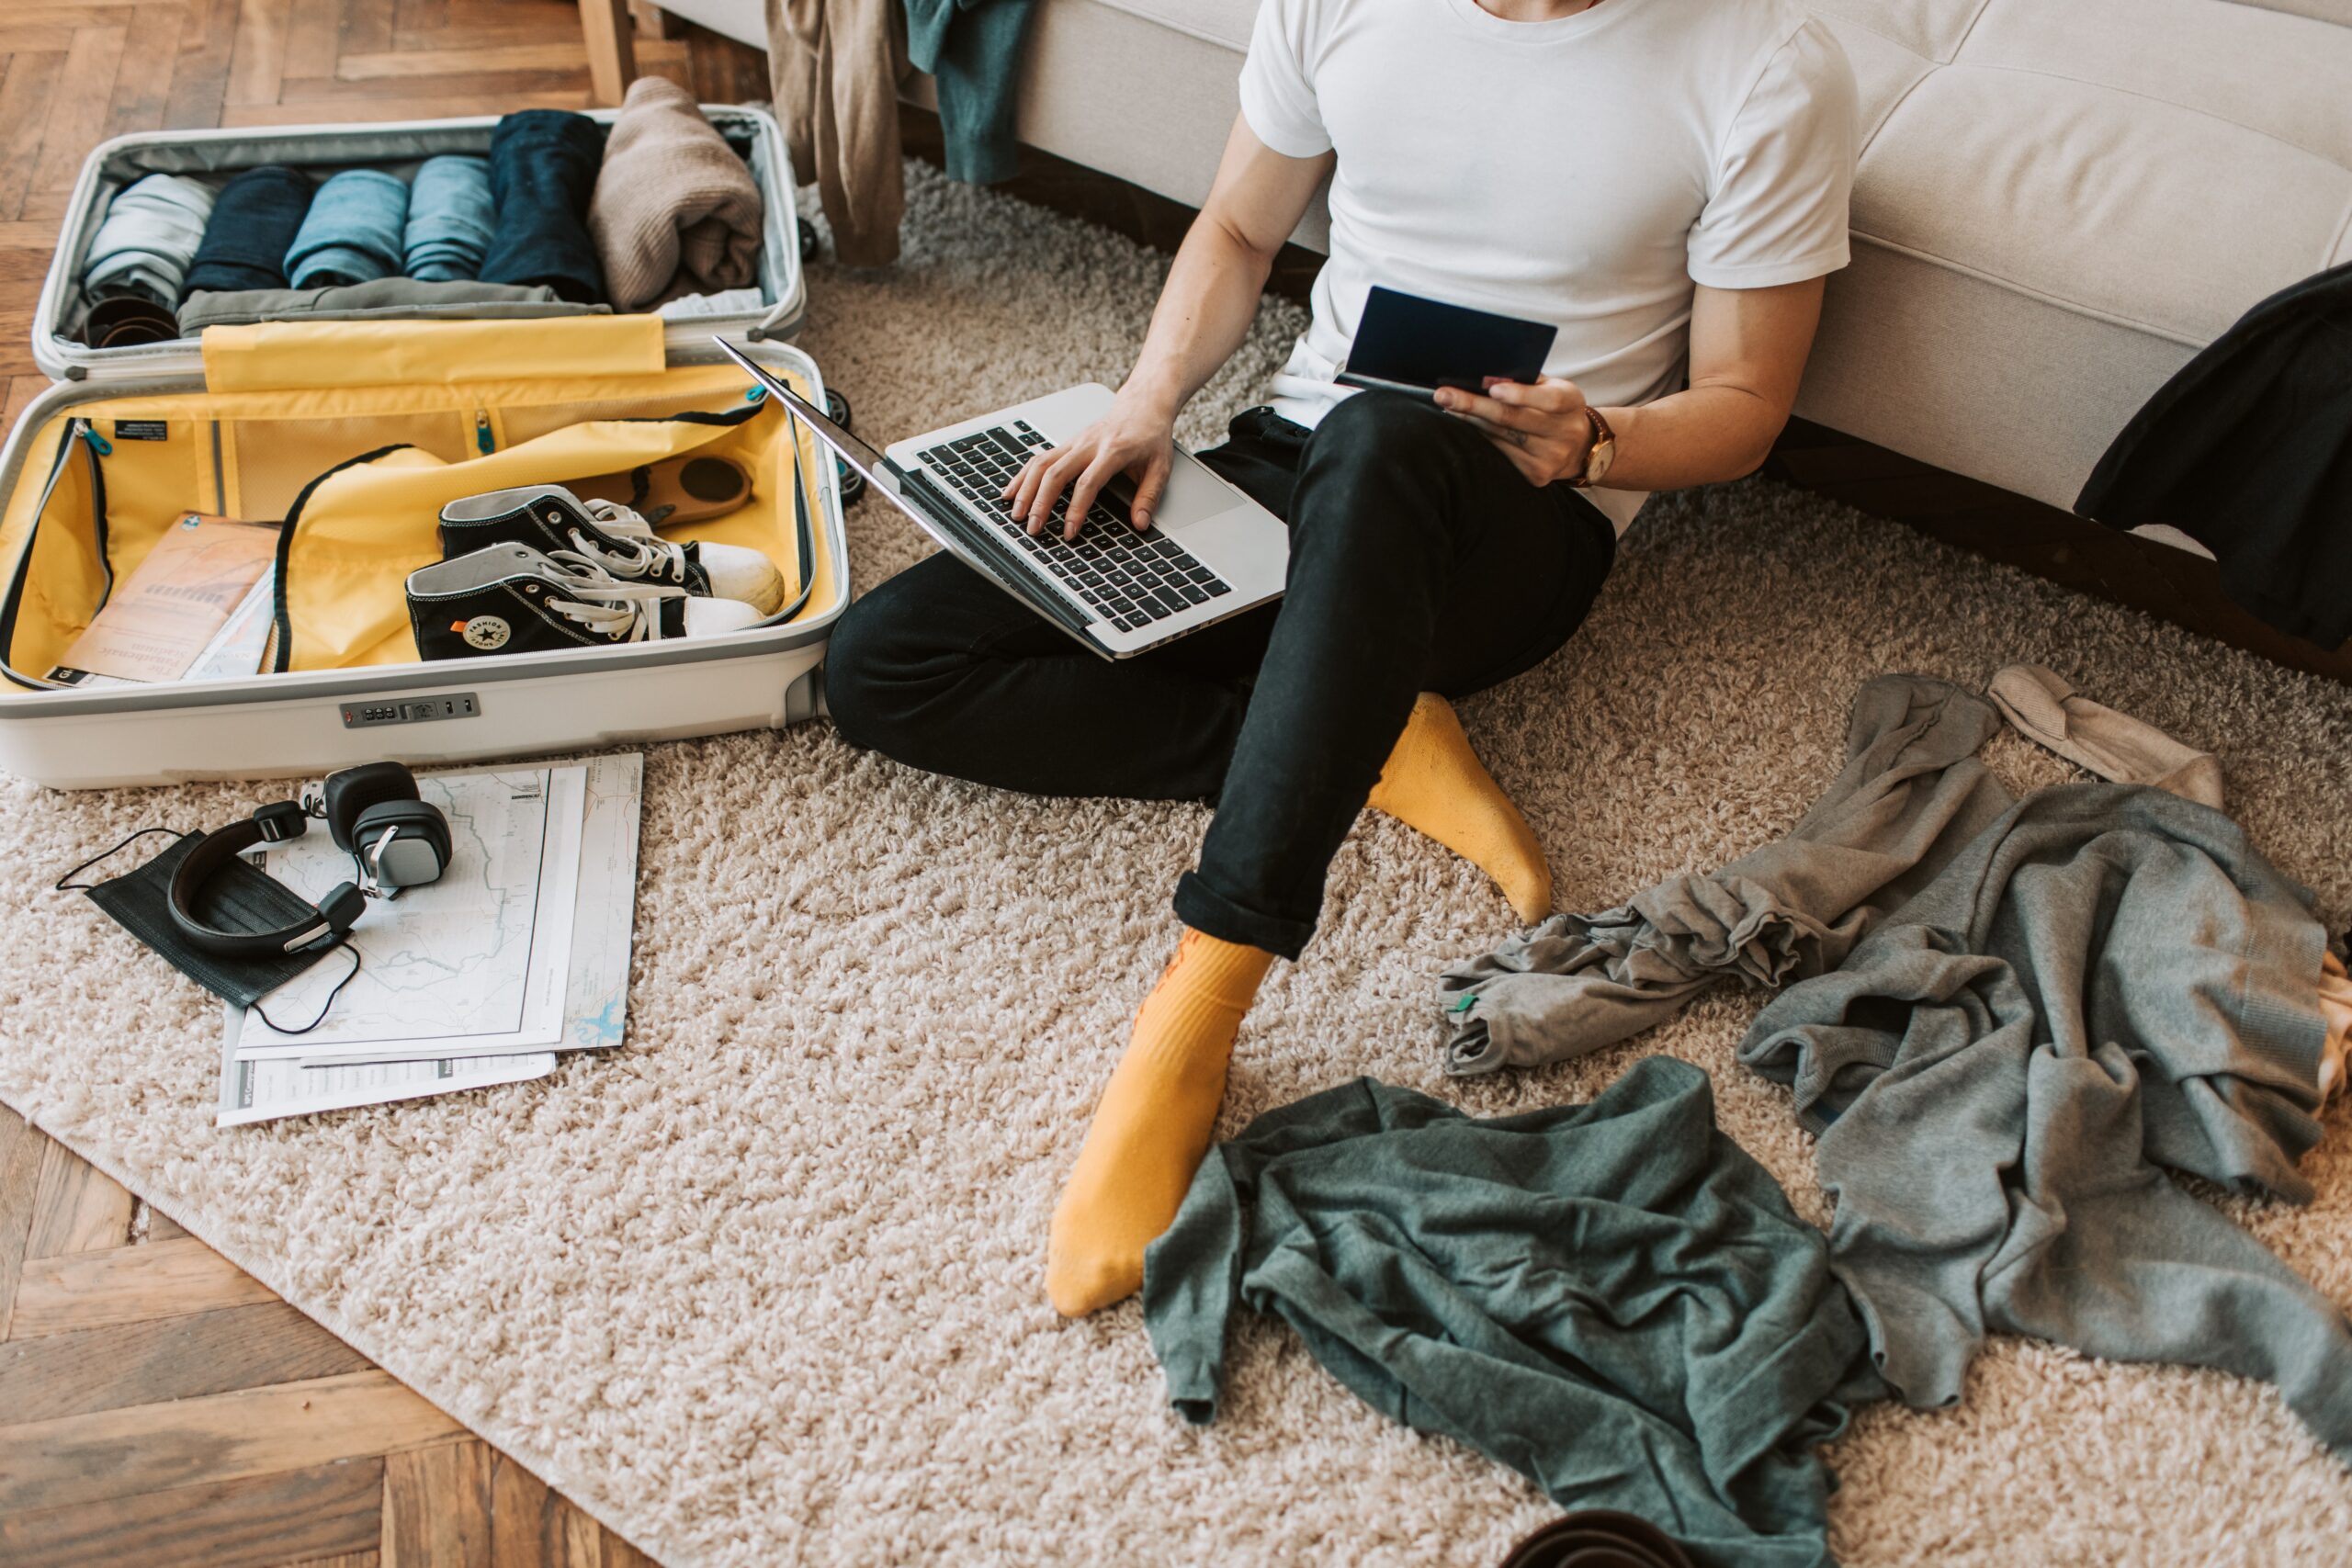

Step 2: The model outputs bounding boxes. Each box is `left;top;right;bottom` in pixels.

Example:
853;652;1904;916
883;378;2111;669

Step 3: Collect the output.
589;75;765;312
1987;663;2225;809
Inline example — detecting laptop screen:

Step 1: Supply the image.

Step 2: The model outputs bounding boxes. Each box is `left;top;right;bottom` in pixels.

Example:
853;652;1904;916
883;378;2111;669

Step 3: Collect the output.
711;338;892;476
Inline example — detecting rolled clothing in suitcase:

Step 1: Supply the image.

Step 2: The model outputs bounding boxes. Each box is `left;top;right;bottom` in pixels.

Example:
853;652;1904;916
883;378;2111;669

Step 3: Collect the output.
35;108;808;383
0;317;848;789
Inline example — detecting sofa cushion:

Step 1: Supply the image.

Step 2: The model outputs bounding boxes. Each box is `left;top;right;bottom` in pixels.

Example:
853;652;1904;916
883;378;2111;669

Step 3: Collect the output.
1813;0;2352;345
1083;0;1257;52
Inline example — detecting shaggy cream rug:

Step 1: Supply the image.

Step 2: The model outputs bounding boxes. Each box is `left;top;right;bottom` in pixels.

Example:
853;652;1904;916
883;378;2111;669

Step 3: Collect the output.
5;163;2350;1566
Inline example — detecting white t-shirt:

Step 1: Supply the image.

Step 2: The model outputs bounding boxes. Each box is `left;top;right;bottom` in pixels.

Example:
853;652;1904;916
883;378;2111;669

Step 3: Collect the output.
1239;0;1859;533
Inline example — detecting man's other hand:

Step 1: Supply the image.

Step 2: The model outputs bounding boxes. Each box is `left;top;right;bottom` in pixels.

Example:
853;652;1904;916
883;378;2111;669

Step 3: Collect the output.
1006;392;1181;540
1436;377;1595;487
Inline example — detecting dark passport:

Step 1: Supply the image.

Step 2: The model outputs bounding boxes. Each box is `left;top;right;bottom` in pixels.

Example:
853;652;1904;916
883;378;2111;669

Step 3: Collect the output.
1336;286;1557;401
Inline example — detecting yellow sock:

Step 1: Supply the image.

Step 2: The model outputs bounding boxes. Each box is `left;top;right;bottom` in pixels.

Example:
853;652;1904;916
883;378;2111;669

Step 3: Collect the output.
1047;930;1274;1316
1366;693;1555;924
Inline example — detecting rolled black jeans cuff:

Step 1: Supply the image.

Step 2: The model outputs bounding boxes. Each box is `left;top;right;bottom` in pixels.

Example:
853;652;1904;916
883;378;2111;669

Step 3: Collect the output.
1171;870;1310;961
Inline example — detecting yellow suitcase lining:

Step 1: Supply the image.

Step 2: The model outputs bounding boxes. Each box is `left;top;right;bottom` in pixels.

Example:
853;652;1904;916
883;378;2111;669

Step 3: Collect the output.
0;318;838;682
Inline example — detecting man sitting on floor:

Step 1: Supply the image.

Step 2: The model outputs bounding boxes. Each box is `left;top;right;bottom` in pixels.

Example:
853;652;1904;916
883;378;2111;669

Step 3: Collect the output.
821;0;1860;1314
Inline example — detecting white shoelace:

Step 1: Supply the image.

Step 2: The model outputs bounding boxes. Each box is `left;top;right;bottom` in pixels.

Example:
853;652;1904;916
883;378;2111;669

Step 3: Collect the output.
539;556;690;642
568;498;692;586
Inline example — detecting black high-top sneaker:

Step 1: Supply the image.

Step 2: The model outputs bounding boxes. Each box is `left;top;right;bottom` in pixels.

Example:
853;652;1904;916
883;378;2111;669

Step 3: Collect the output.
406;544;763;660
438;484;785;616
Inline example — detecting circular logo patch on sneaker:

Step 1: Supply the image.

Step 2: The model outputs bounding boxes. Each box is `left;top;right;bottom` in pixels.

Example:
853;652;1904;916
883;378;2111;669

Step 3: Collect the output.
461;615;511;650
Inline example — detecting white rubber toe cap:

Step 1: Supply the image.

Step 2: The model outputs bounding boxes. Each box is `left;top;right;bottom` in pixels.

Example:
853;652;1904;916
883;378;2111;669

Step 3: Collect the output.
695;541;787;617
680;595;767;637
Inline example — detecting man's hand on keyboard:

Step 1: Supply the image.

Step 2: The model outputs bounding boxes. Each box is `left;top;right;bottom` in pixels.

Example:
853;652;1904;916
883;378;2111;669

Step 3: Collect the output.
1006;389;1178;540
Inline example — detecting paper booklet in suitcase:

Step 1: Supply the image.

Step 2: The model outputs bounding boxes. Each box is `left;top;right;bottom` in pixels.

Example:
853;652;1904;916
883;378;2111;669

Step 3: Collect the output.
0;110;846;791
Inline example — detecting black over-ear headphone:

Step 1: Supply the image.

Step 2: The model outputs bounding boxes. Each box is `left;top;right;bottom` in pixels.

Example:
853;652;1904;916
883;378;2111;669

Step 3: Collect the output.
320;762;454;893
168;762;454;958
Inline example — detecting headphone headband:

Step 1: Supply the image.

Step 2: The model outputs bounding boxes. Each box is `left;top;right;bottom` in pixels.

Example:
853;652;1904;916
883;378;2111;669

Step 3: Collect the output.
167;811;365;957
164;763;448;961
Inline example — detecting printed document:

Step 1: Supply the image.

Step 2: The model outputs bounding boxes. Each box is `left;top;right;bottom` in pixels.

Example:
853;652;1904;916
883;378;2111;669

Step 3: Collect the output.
213;753;643;1124
237;764;582;1060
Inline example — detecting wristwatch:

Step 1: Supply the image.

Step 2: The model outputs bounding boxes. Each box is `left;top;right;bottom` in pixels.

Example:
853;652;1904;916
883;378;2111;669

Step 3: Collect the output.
1570;406;1616;489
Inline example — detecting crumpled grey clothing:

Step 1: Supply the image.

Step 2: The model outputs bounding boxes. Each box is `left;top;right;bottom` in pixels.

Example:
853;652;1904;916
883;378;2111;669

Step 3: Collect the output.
1736;782;2352;1459
1439;676;2015;1076
1143;1058;1884;1568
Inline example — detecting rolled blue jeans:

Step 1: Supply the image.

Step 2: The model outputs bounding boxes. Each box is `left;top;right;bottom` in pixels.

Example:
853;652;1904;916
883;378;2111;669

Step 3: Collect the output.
284;169;410;289
480;111;607;304
403;155;493;282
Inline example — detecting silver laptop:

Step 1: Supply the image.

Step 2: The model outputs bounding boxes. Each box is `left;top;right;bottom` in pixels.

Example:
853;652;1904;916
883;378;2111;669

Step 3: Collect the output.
713;340;1288;660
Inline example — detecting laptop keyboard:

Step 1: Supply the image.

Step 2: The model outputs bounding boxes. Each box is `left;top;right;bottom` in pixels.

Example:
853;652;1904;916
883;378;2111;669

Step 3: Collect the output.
918;421;1235;633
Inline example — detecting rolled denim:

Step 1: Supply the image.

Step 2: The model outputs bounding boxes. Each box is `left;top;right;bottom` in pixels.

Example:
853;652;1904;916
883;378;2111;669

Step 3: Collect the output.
186;164;314;293
402;154;493;281
84;174;217;307
283;169;410;289
480;110;607;304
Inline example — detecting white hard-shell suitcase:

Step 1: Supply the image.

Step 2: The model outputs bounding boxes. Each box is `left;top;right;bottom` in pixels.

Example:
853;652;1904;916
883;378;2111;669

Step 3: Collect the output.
0;110;846;791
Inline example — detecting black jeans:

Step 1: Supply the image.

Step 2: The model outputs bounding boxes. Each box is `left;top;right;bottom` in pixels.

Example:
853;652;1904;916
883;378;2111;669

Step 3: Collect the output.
823;392;1617;958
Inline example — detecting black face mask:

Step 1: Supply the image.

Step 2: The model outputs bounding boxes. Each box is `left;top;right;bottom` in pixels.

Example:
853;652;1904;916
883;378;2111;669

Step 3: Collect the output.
67;829;355;1018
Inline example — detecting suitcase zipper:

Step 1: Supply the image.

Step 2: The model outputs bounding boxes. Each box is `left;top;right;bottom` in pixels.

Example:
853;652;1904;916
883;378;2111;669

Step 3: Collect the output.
475;411;495;455
0;422;100;691
269;443;415;674
77;420;114;608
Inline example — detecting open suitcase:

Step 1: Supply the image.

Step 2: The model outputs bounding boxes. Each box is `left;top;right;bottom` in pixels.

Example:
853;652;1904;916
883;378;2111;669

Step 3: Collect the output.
0;110;848;791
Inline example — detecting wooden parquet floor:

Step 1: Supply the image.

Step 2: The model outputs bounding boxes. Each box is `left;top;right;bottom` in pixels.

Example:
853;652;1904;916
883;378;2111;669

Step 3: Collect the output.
0;6;771;1561
0;1104;666;1566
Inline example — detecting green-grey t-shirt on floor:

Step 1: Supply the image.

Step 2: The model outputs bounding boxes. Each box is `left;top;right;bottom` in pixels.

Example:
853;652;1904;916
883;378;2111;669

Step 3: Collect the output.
1143;1058;1884;1568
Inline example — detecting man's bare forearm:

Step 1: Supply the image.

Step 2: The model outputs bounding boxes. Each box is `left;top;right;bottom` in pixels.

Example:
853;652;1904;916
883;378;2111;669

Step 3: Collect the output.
1591;380;1789;492
1116;117;1331;425
1123;214;1280;422
1006;118;1325;532
1585;277;1826;492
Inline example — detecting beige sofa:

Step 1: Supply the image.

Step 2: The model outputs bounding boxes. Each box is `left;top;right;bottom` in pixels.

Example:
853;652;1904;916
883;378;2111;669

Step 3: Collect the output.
646;0;2352;517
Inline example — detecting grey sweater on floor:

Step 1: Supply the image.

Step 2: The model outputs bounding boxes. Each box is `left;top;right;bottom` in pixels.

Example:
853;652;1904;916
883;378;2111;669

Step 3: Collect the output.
1439;676;2016;1076
1737;782;2350;1459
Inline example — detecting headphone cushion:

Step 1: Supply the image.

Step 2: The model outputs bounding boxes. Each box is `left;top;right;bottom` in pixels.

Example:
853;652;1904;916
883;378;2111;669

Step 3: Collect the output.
349;798;452;882
314;881;368;936
322;762;421;852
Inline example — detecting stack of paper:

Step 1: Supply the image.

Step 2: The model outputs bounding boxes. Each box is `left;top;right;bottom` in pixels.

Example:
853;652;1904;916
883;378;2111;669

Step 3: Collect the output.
50;513;279;690
216;752;644;1127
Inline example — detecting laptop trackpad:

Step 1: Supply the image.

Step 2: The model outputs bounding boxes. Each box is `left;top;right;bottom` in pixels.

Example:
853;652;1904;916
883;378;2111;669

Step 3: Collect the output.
1137;452;1240;532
